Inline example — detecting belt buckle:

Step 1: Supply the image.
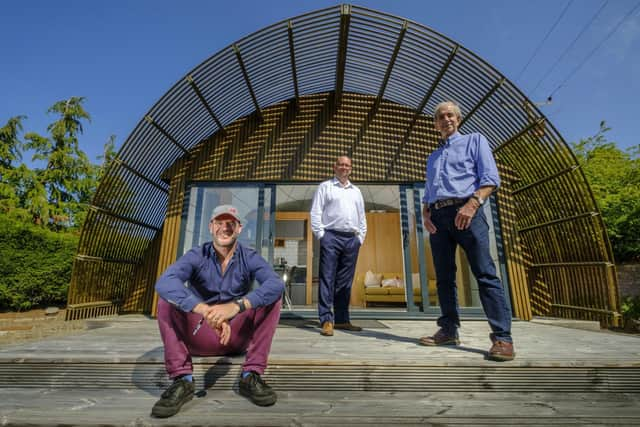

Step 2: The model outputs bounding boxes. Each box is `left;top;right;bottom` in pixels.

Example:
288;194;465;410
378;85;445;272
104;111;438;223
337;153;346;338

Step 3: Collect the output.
434;198;456;210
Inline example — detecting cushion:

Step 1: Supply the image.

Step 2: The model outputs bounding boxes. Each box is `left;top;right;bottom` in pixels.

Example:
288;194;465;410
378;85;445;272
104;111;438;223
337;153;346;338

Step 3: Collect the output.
381;276;402;288
364;270;383;288
365;287;391;295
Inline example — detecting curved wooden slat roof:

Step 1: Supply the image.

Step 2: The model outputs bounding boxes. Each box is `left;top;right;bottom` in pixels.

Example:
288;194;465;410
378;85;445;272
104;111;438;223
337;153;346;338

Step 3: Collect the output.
68;4;619;325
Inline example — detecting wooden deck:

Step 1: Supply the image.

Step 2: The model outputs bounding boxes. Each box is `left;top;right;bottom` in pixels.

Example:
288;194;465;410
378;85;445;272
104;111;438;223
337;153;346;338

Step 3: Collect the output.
1;315;639;425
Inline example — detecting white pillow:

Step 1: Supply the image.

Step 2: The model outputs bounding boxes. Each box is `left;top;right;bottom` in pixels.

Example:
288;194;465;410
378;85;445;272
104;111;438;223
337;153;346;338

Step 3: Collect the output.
364;270;383;287
381;277;403;288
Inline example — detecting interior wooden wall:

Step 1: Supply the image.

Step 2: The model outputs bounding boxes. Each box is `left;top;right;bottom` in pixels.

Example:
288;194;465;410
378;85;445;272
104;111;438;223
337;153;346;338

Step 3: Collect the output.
351;212;404;306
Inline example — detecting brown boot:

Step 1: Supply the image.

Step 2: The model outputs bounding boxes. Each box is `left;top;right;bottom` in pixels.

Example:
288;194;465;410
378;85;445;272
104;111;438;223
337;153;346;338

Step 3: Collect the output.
488;340;515;361
418;328;460;346
320;321;334;336
334;322;362;331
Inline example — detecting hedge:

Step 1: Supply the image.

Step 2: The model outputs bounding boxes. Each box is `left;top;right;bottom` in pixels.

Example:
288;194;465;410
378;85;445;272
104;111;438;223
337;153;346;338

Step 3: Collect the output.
0;214;78;311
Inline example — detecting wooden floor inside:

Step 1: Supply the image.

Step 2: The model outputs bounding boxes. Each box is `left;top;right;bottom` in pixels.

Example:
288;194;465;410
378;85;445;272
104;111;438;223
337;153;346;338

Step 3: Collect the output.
1;315;639;425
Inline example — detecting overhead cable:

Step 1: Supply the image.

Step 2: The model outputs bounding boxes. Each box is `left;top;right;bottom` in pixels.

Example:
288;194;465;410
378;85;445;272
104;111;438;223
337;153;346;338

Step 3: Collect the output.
514;0;574;83
530;0;609;95
549;1;640;98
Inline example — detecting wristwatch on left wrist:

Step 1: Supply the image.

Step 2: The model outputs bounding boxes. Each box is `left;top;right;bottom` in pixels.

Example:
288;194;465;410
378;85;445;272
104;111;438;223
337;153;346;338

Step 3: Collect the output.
471;193;485;206
235;298;246;313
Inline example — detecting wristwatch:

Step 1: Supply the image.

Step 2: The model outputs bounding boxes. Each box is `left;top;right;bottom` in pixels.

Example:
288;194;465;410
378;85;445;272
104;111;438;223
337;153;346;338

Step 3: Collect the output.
235;298;246;313
471;193;485;206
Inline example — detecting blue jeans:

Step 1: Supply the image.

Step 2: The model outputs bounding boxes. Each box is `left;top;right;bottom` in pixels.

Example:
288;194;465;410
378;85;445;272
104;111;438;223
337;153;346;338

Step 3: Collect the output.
318;230;361;324
429;205;512;343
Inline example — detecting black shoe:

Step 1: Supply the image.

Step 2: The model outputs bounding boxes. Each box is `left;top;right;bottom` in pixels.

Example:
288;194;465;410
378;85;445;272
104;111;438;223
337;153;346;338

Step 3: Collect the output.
151;377;195;418
239;372;277;406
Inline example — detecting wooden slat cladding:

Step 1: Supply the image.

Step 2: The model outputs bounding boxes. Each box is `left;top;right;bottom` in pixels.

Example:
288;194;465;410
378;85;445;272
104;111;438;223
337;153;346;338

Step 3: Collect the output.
69;4;619;325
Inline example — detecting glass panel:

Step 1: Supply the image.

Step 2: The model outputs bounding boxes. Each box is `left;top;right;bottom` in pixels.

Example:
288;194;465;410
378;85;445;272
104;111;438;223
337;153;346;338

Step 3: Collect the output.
181;185;266;255
402;185;433;310
353;185;405;310
413;186;503;309
274;185;315;308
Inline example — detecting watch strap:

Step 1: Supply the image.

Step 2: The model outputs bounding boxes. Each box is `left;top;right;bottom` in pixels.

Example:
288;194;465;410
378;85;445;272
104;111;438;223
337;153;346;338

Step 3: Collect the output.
471;194;484;206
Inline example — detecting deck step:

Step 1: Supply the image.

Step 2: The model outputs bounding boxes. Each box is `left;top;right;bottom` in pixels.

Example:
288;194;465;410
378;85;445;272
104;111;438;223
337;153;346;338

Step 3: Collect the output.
2;361;639;393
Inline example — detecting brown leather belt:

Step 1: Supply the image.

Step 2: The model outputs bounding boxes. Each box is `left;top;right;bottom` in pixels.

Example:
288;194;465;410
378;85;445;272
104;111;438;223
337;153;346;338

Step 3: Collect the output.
430;198;468;210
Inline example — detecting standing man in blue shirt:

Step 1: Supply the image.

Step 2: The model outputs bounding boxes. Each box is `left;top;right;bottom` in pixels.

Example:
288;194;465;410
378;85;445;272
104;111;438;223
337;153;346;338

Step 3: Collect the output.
152;204;284;418
311;156;367;337
419;100;515;361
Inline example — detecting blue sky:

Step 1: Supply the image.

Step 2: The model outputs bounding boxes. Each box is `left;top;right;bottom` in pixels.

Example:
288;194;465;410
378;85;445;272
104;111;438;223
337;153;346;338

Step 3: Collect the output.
2;0;639;165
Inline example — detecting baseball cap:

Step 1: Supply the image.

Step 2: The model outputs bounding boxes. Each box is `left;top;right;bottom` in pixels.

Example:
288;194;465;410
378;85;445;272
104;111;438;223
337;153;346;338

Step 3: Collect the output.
210;204;242;223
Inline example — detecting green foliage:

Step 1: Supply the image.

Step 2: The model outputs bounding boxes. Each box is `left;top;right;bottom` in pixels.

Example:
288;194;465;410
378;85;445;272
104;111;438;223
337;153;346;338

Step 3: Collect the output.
572;122;640;262
0;99;119;311
621;296;640;321
0;115;25;168
0;214;78;310
1;98;101;230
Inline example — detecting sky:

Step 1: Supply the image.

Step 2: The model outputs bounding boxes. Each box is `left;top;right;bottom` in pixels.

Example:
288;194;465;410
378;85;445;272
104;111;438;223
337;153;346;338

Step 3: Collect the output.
2;0;639;166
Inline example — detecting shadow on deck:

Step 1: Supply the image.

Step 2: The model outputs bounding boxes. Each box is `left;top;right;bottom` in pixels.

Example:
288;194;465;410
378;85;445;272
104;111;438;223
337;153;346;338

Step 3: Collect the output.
1;315;639;425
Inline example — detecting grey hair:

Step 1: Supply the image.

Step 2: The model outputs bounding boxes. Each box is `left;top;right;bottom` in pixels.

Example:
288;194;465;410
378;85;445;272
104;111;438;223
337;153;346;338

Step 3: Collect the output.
433;100;462;120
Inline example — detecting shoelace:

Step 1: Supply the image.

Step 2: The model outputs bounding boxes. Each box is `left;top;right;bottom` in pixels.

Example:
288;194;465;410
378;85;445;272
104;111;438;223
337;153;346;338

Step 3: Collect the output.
247;373;266;388
162;380;188;398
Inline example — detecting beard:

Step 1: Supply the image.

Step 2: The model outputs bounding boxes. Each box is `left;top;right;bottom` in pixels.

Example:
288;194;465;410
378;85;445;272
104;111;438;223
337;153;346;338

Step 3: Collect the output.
214;232;238;248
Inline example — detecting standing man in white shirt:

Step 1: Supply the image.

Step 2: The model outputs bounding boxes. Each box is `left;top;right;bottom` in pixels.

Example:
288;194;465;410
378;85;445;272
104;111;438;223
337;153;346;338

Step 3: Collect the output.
310;156;367;336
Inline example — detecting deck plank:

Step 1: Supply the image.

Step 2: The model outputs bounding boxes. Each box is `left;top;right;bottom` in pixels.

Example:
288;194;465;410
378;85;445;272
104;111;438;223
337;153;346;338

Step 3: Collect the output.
1;389;639;426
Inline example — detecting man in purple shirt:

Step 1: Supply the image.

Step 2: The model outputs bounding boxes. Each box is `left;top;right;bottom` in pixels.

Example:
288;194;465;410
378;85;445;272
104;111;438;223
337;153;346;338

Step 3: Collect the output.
419;100;515;362
151;204;284;418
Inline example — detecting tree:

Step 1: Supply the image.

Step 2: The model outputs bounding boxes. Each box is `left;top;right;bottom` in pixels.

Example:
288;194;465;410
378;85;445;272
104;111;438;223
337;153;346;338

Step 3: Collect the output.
0;116;28;214
96;134;117;181
23;97;97;228
0;115;25;169
572;122;640;262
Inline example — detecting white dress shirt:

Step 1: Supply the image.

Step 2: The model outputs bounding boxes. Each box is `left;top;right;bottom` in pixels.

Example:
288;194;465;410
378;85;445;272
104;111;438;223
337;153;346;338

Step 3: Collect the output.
310;177;367;245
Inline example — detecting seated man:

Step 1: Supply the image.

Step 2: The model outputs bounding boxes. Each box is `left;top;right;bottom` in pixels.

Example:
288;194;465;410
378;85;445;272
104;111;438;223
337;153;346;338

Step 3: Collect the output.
152;204;284;418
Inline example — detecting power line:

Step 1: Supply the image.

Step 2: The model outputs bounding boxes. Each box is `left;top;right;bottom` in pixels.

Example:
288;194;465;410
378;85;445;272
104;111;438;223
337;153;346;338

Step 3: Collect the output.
530;0;609;96
514;0;574;83
549;0;640;99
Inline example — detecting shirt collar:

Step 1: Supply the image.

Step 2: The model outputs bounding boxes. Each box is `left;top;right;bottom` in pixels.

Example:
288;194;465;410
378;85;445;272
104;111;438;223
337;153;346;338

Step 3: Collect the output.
440;131;461;146
332;176;352;188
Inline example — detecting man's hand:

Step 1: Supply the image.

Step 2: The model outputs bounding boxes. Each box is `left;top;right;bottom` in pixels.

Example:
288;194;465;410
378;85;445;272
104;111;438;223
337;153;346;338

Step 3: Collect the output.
216;320;231;345
422;205;437;234
455;200;479;230
205;302;240;328
192;301;241;339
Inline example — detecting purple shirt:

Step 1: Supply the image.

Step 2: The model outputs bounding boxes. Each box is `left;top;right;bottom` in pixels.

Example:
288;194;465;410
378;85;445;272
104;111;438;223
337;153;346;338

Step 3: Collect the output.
155;242;284;313
422;131;500;205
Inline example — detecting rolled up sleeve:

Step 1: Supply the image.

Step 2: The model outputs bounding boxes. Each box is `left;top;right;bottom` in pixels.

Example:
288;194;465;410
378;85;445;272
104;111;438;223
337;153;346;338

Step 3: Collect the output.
476;134;501;189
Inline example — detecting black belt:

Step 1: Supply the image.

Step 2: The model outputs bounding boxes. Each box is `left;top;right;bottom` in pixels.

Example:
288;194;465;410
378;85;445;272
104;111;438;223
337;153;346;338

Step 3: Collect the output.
430;198;468;210
327;229;358;237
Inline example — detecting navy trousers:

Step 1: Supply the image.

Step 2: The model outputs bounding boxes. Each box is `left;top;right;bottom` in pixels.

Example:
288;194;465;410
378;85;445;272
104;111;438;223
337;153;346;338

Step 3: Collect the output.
318;230;361;324
429;205;512;343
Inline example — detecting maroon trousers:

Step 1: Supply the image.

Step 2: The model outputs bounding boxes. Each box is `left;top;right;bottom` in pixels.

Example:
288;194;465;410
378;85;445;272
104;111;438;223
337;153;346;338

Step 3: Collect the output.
157;298;281;379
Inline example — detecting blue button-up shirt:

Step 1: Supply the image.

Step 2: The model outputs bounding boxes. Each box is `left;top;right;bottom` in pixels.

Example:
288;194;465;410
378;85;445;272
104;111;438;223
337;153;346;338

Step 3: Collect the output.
155;242;284;313
422;131;500;204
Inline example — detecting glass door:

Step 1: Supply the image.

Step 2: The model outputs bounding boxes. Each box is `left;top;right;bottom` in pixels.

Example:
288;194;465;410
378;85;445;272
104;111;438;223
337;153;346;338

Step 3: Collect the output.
180;183;275;263
399;184;510;315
